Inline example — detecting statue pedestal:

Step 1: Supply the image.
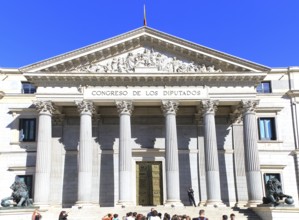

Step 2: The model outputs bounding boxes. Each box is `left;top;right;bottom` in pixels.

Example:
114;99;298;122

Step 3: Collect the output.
0;207;42;220
252;205;299;220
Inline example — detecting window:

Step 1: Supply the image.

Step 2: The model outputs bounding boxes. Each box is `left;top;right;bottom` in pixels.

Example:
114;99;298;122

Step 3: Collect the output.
256;81;271;93
17;175;33;198
258;117;276;140
21;82;36;94
19;118;36;142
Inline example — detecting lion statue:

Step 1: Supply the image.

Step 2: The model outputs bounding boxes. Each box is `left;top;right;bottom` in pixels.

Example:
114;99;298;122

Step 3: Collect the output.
262;177;294;206
1;176;33;207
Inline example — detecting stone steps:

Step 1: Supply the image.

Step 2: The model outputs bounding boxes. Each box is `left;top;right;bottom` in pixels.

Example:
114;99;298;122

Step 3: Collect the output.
35;206;262;220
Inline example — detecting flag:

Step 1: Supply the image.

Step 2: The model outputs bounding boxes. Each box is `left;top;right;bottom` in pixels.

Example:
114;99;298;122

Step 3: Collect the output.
143;4;147;26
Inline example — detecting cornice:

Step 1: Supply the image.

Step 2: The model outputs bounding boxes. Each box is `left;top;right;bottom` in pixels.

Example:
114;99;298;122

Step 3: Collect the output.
20;27;147;72
287;90;299;97
24;71;267;87
256;106;284;113
0;91;5;99
144;27;270;72
19;27;270;73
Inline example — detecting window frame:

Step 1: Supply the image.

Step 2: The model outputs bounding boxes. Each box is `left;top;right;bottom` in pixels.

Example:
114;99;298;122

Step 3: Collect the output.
257;117;277;141
21;82;36;94
256;81;272;93
19;118;36;142
260;165;285;197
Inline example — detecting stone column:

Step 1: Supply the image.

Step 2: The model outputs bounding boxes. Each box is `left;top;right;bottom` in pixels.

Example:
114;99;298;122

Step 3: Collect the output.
50;114;65;206
202;100;222;206
33;101;55;206
161;100;182;206
230;112;248;207
116;100;134;206
241;100;263;206
195;114;207;205
76;100;94;206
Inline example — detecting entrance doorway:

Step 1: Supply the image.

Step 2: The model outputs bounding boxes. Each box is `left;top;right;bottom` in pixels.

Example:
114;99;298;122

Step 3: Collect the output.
136;161;163;206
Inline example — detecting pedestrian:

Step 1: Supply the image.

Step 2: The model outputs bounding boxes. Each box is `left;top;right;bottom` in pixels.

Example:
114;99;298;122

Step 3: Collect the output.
222;215;228;220
58;211;68;220
113;214;120;220
32;209;42;220
230;213;235;220
192;209;208;220
187;187;196;207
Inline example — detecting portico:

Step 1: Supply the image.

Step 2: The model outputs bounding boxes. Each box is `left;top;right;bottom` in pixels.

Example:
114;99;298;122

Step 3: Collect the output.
29;80;265;207
15;26;275;208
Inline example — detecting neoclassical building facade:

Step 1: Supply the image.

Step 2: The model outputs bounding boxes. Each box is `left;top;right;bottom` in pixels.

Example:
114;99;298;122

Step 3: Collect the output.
0;27;299;208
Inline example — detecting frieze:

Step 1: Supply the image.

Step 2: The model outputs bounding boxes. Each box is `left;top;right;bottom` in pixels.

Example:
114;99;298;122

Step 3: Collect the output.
72;49;222;73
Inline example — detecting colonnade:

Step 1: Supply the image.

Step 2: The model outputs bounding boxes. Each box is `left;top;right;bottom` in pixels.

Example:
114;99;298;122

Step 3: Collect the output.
33;99;263;207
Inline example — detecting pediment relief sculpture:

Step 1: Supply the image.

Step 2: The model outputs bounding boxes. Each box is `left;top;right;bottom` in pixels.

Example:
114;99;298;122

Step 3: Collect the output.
72;49;222;73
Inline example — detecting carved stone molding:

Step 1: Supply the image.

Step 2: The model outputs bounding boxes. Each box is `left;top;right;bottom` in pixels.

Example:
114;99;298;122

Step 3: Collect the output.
76;101;95;114
201;100;218;115
116;100;133;115
241;100;259;114
161;100;179;115
34;101;55;115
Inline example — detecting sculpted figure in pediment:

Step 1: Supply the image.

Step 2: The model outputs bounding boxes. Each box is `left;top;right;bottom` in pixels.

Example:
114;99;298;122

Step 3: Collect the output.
72;48;222;73
126;52;135;72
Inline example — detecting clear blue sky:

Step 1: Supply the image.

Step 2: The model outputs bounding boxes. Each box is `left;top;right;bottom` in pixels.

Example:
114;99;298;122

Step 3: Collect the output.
0;0;298;68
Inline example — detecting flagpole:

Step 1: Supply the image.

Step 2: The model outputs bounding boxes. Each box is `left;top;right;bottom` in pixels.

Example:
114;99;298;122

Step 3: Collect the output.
143;4;147;26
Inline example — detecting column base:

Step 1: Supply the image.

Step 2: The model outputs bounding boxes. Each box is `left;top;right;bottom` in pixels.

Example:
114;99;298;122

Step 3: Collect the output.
164;200;184;207
246;200;262;207
204;200;226;207
234;201;248;207
32;202;50;210
198;200;207;207
73;201;100;209
116;200;134;208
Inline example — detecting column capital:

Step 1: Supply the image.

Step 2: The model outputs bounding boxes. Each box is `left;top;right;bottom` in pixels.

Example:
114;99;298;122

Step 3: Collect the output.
229;113;243;124
116;100;133;115
201;99;218;115
241;100;259;114
161;100;179;115
76;100;95;115
34;100;55;115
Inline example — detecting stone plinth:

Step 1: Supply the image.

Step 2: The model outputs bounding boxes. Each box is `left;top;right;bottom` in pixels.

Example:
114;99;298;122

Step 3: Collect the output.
252;205;299;220
0;207;43;220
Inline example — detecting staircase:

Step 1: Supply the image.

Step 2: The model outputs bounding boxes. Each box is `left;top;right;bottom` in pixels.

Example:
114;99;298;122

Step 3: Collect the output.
35;206;262;220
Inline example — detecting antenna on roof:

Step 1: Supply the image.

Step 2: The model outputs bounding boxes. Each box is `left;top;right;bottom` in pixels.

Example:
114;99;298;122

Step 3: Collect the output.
143;4;147;26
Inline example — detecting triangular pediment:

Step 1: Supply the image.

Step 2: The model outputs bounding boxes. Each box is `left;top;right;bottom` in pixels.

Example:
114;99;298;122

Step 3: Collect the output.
20;27;270;73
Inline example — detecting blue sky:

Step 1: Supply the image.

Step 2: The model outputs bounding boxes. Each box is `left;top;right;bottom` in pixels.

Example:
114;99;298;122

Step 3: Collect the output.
0;0;298;68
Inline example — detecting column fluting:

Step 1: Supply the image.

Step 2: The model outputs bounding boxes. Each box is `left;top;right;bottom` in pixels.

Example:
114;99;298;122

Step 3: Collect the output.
202;100;222;205
33;101;54;206
116;100;134;206
241;100;263;206
162;100;182;206
76;100;94;205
